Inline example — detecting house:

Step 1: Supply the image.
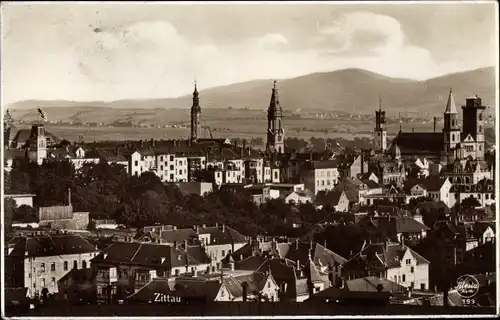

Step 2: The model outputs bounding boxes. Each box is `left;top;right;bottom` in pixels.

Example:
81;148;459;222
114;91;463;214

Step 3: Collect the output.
5;234;100;298
57;268;96;304
90;241;211;303
283;190;313;205
449;179;495;208
176;182;213;196
316;190;350;212
159;224;248;263
441;158;492;186
230;239;347;289
356;215;430;244
404;177;452;207
4;194;36;208
343;241;430;291
299;160;339;195
337;154;368;180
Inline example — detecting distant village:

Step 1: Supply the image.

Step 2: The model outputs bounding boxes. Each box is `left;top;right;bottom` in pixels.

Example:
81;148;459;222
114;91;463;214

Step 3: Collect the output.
3;80;496;314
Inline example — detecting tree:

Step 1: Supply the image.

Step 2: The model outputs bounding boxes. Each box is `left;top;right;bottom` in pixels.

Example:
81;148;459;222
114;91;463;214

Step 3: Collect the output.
14;205;38;223
3;198;17;231
460;196;481;211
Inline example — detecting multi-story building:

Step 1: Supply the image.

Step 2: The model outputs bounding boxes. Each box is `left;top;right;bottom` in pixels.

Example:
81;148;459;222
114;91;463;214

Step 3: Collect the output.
300;160;339;195
6;234;99;298
343;242;430;291
449;179;495;208
91;242;211;303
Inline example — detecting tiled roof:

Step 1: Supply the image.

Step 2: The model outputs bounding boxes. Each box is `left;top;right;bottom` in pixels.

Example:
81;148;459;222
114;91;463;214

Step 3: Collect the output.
161;228;197;244
58;267;95;284
91;242;209;268
198;226;247;245
344;242;429;271
8;234;97;258
404;177;448;192
346;276;407;293
173;278;223;300
391;131;444;155
233;272;270;294
126;278;175;302
95;148;127;162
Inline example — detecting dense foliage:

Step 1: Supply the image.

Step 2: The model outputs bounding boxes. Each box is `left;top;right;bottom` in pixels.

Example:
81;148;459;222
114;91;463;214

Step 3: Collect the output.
4;160;330;236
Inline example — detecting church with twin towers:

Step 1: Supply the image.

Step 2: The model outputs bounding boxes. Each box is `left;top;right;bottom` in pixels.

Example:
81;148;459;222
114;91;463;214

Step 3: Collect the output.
188;80;285;154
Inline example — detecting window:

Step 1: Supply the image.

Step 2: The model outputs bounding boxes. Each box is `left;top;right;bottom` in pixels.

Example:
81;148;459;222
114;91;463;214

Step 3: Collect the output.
170;165;174;170
160;165;163;171
406;259;411;265
82;260;87;269
175;269;180;276
410;266;414;273
170;155;174;161
41;278;46;287
160;156;163;161
134;160;138;166
41;263;45;272
411;281;415;289
29;273;32;279
221;289;225;297
73;260;78;269
222;250;226;257
420;283;425;290
51;263;55;272
51;277;56;286
268;282;271;289
402;274;406;282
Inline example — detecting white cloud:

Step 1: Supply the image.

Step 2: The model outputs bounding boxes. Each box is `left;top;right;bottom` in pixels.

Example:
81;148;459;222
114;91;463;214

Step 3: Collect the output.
1;13;493;105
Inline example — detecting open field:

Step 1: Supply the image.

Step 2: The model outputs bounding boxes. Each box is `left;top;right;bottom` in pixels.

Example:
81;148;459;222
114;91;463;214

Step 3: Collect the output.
13;119;462;143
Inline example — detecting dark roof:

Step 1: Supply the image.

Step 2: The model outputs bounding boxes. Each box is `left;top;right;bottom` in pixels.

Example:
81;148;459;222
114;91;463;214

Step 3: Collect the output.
233;272;271;294
304;160;339;170
346;276;407;293
161;228;197;244
391;132;444;155
344;242;430;271
197;226;247;245
91;242;209;268
58;267;95;284
404;177;448;192
8;234;97;258
126;278;175;302
96;148;127;162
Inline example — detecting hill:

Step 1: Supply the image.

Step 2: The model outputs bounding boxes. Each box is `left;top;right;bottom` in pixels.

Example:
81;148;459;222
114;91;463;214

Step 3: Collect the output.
6;67;495;121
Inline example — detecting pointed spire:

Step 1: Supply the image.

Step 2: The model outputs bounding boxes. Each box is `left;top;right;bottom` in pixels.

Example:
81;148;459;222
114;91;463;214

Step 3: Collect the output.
378;94;382;111
268;80;282;114
444;88;457;114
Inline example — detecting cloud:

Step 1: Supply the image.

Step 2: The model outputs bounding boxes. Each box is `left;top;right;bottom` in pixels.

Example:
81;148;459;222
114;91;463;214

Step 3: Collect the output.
1;11;494;105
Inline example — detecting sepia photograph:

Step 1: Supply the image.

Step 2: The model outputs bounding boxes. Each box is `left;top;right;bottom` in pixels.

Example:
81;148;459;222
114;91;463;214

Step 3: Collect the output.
1;1;498;318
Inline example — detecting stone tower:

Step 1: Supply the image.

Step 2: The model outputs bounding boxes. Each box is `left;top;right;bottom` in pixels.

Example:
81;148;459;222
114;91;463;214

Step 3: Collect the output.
462;95;486;160
443;89;461;163
27;124;47;165
190;81;201;142
374;96;387;152
266;80;285;154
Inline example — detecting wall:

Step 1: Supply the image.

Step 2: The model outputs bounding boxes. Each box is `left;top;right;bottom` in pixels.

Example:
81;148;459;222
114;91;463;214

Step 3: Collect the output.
24;251;99;298
73;212;90;230
38;206;73;221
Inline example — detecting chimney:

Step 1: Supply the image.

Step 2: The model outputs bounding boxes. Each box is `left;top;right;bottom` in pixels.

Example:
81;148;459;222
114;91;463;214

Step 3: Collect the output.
193;268;198;277
295;239;299;249
222;224;226;232
242;282;248;302
215;223;219;228
433;117;437;133
68;188;72;206
247;146;251;156
140;140;144;148
151;138;155;147
240;146;244;157
196;225;200;234
229;261;235;271
384;241;389;251
184;239;188;249
173;241;177;248
296;260;300;270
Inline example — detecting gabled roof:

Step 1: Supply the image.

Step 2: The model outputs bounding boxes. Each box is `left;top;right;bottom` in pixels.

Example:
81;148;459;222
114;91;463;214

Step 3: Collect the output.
391;131;444;155
344;242;429;271
346;276;407;293
91;242;209;268
126;278;175;302
8;234;97;258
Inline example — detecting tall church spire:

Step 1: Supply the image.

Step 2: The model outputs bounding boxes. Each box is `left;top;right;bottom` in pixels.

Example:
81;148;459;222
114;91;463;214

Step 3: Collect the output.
444;88;457;114
190;81;201;141
266;80;284;154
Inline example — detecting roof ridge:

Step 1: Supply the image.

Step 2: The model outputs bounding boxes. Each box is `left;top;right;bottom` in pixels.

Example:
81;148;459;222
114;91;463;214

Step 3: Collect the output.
129;242;143;263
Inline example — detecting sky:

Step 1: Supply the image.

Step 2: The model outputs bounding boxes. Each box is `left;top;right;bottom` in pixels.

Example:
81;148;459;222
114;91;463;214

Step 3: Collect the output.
1;1;497;105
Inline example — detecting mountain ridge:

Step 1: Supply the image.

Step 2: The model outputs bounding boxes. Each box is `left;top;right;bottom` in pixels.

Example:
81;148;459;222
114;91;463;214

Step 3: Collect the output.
6;66;495;115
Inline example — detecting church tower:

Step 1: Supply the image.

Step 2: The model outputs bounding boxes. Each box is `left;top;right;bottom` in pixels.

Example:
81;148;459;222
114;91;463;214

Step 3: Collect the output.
462;95;486;160
266;80;285;154
374;97;387;152
190;81;201;142
27;124;47;165
443;89;461;163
